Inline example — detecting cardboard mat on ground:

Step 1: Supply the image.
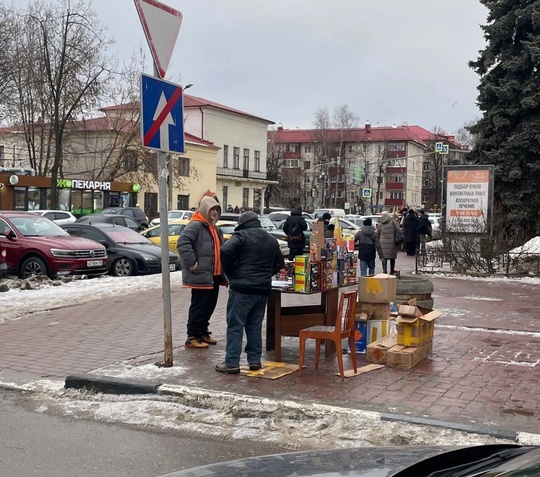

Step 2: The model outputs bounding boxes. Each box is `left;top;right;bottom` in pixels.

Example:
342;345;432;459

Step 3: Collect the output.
240;361;298;379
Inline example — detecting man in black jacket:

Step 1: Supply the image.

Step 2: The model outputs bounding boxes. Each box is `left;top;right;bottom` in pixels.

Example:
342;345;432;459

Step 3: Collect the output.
282;207;308;260
216;211;285;374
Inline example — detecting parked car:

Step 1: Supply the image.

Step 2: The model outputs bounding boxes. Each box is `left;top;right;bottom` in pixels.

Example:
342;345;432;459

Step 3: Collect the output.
32;210;77;225
140;219;190;252
76;214;143;232
150;210;194;227
429;215;442;239
267;210;313;224
218;212;242;222
313;208;346;219
0;242;7;278
163;444;540;477
0;211;108;279
100;206;149;229
63;223;179;277
216;220;290;258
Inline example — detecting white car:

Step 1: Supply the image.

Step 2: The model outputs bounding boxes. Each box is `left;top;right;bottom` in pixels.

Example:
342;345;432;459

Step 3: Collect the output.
150;210;193;227
32;210;77;225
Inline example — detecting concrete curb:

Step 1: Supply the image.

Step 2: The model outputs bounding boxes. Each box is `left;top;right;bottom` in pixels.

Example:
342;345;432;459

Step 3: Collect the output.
63;374;532;444
65;374;162;394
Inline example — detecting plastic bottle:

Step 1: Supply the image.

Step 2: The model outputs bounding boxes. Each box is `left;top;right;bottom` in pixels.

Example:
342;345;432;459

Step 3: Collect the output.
389;301;398;316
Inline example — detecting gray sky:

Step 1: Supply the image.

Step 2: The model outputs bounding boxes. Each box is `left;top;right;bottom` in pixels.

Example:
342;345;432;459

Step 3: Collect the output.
34;0;491;134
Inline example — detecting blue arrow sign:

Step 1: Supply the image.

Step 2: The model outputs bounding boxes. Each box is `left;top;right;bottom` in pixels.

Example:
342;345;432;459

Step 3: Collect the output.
140;73;185;154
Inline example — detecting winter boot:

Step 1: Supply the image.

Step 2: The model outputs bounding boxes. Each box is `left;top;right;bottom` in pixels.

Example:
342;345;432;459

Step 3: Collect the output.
185;337;209;349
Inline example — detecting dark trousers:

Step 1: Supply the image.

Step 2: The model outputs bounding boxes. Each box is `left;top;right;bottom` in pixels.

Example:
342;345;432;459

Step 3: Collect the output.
288;246;304;261
381;258;396;274
187;276;220;338
405;241;418;256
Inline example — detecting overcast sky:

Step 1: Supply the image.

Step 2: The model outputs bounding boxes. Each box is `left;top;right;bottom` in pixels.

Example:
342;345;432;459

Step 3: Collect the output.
21;0;489;134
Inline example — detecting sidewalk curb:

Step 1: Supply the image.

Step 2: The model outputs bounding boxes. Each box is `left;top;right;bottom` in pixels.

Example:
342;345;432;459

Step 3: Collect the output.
64;374;531;444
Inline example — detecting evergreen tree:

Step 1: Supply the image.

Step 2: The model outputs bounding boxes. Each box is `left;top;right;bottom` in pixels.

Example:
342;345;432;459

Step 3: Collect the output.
468;0;540;237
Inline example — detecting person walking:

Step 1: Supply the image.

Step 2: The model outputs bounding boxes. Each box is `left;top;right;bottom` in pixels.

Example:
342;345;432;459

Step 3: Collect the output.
282;207;308;260
354;218;383;276
417;209;432;255
177;196;226;349
402;208;420;256
377;211;400;274
320;212;332;233
216;211;285;374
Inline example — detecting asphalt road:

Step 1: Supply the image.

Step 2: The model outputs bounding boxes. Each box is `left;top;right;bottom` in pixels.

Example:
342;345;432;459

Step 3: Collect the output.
0;389;284;477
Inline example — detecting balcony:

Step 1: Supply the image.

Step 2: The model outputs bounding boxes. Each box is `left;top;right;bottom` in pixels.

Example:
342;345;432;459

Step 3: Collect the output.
385;182;404;190
217;167;267;180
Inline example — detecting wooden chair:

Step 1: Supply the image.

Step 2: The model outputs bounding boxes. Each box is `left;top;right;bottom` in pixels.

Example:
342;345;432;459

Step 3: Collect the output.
298;290;358;381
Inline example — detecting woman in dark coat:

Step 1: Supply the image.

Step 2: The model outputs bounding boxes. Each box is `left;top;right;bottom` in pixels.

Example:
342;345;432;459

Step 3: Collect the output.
402;209;419;256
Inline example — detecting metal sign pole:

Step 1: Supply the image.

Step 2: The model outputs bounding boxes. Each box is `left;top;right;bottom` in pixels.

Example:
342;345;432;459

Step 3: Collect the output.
154;63;173;367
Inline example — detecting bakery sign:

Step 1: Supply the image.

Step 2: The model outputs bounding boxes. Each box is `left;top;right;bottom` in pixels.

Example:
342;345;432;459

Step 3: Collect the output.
57;179;111;190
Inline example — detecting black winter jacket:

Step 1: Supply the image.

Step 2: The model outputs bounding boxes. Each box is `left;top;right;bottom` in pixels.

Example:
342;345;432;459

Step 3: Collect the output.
221;218;285;295
283;210;307;251
354;225;383;261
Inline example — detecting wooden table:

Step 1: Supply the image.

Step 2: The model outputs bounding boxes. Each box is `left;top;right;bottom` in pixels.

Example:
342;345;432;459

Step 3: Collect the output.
265;287;340;362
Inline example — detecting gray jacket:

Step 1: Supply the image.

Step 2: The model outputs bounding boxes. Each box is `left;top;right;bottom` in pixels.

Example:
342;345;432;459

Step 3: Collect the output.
377;214;399;260
177;197;224;288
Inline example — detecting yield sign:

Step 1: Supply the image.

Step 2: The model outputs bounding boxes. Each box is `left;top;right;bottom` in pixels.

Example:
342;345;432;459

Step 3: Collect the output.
134;0;182;78
140;73;185;154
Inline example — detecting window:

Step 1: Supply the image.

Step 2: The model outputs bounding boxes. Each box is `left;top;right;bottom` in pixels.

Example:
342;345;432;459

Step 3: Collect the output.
233;147;240;169
348;145;354;153
390;192;404;199
284;144;299;153
304;145;313;153
423;178;429;187
243;148;249;171
304;161;311;170
144;192;158;218
423;162;430;171
177;194;189;210
423;193;429;202
363;144;370;153
391;175;404;183
178;157;190;177
0;145;4;166
222;186;228;207
387;142;406;151
242;188;249;208
123;150;137;172
284;159;299;167
254;151;261;172
223;145;229;168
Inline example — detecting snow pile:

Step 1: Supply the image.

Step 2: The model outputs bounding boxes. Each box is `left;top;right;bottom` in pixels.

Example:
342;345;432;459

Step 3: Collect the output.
510;236;540;255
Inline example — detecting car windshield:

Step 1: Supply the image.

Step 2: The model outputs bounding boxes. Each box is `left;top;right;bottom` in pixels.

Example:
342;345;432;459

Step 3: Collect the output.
105;227;153;244
259;217;277;231
269;213;289;222
218;224;236;234
168;211;189;220
11;216;69;237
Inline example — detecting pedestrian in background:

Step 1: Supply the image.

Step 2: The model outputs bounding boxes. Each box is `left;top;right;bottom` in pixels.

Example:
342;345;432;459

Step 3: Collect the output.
283;206;308;260
320;212;332;233
355;218;383;276
417;209;432;254
377;211;399;274
324;223;335;238
402;208;420;256
177;196;226;349
216;211;285;374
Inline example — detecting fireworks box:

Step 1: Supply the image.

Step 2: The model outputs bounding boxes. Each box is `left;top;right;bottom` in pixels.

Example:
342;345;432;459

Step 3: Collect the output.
349;320;367;354
387;341;433;369
358;274;396;304
366;335;398;365
396;299;443;347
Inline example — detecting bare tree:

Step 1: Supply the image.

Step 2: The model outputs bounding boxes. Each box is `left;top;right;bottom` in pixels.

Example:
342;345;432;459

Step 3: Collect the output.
265;128;284;210
7;0;114;207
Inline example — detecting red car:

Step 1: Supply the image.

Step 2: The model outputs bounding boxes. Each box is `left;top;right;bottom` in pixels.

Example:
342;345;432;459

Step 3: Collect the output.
0;241;6;278
0;211;108;279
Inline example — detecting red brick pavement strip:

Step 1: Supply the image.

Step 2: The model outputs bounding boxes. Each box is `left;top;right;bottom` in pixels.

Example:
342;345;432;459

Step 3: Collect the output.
1;255;540;436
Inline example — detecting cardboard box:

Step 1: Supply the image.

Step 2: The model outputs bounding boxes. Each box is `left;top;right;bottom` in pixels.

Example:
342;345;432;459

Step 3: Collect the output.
356;302;391;322
387;341;433;369
349;320;367;354
358;274;396;304
396;302;444;347
368;320;391;343
366;335;398;364
294;255;310;275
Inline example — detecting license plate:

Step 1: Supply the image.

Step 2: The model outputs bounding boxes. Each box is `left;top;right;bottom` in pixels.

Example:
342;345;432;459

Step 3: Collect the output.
169;264;176;271
87;260;103;267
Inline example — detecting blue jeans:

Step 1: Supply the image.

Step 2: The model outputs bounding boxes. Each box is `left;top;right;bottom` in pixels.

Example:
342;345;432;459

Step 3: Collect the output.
225;290;268;368
360;259;375;276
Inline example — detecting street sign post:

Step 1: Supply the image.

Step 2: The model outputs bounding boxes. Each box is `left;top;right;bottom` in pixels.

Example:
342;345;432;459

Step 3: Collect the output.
140;74;185;154
135;0;183;367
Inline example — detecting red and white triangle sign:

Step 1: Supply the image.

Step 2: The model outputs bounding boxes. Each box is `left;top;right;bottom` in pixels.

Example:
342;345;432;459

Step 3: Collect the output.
134;0;182;78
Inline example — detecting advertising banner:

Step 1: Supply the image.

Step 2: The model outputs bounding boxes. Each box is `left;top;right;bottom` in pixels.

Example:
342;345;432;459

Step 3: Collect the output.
443;165;494;234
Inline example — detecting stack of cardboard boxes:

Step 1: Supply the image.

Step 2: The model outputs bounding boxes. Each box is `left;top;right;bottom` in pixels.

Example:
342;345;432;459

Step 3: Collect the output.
352;274;397;354
365;298;443;369
293;221;358;293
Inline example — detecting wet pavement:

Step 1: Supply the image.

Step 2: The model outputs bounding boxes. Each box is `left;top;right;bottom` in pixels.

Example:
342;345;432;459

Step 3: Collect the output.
1;252;539;436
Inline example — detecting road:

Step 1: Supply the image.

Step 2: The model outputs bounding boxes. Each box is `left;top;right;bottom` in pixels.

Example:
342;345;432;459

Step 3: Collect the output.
0;389;283;477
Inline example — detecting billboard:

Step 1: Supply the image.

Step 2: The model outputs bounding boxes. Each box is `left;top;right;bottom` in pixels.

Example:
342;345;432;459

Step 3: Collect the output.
350;164;364;185
443;165;494;234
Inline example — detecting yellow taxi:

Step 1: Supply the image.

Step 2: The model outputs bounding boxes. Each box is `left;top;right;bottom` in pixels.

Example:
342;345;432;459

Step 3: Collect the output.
140;219;190;252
